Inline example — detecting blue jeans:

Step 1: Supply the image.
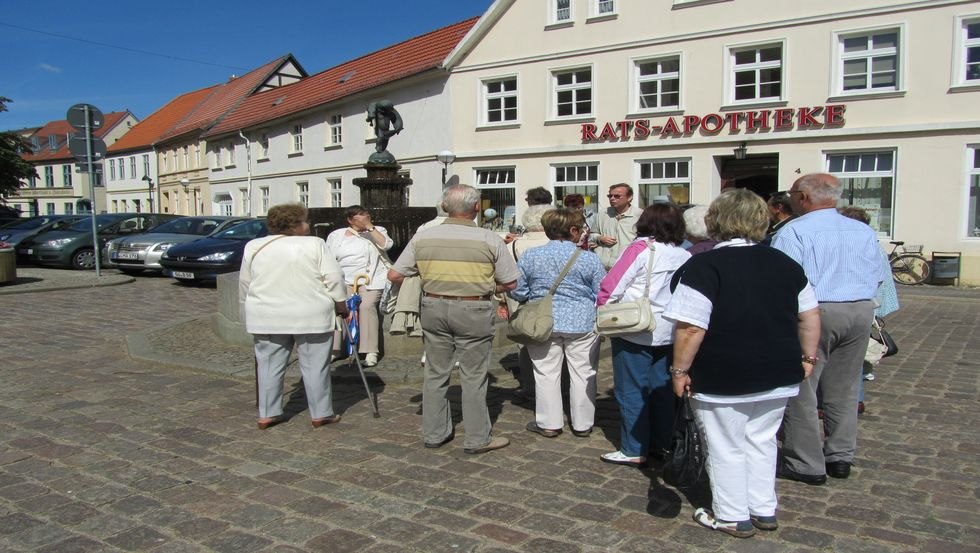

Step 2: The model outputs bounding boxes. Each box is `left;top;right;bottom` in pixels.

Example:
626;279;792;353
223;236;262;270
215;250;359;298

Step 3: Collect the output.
611;338;675;458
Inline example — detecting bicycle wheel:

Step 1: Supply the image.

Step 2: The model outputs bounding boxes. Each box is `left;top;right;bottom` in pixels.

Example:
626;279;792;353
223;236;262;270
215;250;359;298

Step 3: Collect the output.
891;254;931;285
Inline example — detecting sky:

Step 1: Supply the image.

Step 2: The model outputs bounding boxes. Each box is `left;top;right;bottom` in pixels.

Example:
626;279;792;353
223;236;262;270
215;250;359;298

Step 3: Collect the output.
0;0;495;131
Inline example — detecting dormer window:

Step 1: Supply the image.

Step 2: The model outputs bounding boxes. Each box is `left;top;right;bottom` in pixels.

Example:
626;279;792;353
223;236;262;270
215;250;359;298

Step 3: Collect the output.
48;136;57;150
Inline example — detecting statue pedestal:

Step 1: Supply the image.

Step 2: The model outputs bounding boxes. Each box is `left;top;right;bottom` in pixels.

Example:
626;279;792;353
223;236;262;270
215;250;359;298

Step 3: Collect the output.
353;161;413;208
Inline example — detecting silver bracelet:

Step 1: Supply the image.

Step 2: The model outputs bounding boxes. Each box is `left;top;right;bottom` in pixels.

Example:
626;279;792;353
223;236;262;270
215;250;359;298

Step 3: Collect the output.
669;366;689;377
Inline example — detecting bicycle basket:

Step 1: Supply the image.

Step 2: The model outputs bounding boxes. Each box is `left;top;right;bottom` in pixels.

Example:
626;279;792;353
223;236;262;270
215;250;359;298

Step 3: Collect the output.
904;244;923;253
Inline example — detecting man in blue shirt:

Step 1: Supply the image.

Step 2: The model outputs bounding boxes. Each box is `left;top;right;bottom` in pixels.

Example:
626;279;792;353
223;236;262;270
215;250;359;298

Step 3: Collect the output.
772;173;890;484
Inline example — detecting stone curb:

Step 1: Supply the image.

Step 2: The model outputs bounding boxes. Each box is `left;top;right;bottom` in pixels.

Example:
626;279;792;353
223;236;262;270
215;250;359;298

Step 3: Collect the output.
0;272;134;294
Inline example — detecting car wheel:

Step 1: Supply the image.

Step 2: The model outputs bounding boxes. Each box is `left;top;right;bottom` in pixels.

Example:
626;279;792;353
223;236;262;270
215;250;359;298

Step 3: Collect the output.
120;268;143;276
71;248;96;270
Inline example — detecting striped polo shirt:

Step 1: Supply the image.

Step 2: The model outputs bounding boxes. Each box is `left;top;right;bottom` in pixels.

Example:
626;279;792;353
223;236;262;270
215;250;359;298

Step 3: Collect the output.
392;219;519;297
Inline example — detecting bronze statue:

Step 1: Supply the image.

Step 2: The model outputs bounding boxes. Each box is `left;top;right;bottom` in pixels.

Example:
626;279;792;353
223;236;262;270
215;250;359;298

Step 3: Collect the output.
366;100;403;154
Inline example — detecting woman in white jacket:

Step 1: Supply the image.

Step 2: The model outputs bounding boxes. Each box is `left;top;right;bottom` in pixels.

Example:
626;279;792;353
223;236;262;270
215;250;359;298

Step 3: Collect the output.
239;203;349;430
325;205;394;367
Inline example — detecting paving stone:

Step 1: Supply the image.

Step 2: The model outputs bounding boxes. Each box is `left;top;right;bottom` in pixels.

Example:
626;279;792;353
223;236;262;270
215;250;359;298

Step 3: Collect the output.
0;482;50;501
521;536;582;553
402;530;482;553
202;530;272;553
411;507;480;531
469;500;527;523
893;516;962;541
259;516;332;543
221;504;285;529
564;501;621;522
0;512;46;535
367;516;432;543
36;535;105;553
74;512;138;539
305;528;375;553
104;525;170;550
172;517;231;540
425;490;481;511
779;526;837;548
47;502;101;526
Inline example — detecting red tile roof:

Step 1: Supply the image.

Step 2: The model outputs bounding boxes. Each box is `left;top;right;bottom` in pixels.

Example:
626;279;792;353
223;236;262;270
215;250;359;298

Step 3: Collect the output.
157;55;300;143
206;17;478;138
22;111;133;163
107;85;218;154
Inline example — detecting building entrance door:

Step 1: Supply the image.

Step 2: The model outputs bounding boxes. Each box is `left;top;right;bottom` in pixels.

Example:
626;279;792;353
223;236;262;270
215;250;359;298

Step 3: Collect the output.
718;154;779;199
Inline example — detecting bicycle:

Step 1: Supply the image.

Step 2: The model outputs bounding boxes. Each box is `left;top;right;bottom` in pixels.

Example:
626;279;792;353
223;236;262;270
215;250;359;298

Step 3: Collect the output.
888;241;930;285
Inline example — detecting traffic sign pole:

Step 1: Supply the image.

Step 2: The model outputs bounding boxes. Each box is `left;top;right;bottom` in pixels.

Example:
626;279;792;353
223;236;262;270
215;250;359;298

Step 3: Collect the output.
83;105;101;276
68;103;105;276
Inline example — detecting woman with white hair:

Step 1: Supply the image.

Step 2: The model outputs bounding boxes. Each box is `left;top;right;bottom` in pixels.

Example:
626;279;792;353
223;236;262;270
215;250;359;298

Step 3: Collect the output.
683;205;718;255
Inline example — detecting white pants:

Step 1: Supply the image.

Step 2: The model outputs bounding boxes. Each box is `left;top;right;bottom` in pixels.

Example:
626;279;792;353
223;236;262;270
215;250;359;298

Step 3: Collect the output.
693;397;788;522
526;331;599;432
254;333;335;420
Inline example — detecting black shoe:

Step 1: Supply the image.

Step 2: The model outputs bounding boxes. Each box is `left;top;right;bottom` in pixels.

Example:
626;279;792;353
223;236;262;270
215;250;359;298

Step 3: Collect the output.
777;465;827;486
826;461;851;479
424;433;454;449
525;421;561;438
571;427;592;438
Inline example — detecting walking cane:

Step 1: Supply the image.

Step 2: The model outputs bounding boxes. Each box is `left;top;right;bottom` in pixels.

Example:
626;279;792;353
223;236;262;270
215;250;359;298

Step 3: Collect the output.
340;273;380;418
338;313;381;418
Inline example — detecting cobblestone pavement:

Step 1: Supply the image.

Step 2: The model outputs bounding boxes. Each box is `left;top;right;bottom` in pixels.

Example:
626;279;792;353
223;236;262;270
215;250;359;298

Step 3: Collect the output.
0;274;978;552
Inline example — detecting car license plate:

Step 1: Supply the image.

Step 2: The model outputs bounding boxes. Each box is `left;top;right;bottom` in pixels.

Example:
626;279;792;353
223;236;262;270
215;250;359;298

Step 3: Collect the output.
172;271;195;279
117;251;139;260
22;248;32;255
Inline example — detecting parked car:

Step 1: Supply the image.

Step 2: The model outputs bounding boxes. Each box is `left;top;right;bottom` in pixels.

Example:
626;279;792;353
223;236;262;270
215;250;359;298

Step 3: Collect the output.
0;215;87;255
159;218;268;283
20;213;180;269
104;215;251;275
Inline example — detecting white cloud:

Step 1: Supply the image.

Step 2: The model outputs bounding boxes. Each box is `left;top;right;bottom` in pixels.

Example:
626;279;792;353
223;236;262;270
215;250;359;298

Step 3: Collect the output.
39;63;62;73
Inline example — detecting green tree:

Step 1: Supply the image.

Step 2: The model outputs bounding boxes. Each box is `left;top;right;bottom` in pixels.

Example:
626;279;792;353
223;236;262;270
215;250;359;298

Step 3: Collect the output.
0;97;37;199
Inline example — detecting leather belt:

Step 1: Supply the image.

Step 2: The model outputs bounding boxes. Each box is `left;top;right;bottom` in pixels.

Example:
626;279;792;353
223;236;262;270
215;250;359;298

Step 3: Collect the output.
423;292;493;301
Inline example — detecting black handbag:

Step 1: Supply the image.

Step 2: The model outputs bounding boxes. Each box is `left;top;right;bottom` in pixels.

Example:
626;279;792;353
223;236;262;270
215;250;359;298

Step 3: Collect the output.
662;395;707;488
870;316;898;358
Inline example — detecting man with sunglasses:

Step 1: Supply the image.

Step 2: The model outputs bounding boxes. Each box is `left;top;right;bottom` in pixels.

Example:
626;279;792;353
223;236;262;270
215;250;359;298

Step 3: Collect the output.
591;183;644;269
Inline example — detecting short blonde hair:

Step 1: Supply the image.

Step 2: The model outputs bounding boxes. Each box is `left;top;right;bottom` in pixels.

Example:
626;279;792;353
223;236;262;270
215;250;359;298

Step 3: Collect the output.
541;208;584;240
266;203;308;235
705;189;769;242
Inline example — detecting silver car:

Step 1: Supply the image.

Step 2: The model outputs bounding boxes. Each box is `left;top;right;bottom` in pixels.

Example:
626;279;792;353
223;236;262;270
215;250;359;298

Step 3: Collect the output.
104;216;250;274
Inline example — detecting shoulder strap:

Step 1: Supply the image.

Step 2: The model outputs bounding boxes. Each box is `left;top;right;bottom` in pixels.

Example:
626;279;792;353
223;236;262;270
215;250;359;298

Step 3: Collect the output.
247;235;287;270
547;248;583;295
641;241;657;298
511;239;518;261
357;231;393;268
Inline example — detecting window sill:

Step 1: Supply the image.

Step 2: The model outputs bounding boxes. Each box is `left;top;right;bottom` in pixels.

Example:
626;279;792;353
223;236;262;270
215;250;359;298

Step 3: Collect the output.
224;164;236;169
211;167;223;172
544;116;596;126
586;14;618;24
256;157;270;163
476;122;521;131
544;21;573;31
323;144;343;151
827;90;905;102
626;109;684;118
287;151;304;158
672;0;732;9
720;100;788;111
948;82;980;94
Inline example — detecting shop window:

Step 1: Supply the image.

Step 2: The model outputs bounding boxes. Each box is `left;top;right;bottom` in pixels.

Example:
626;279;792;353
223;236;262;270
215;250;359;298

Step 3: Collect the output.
638;159;690;205
634;55;681;111
968;147;980;237
476;168;516;230
826;151;895;235
956;16;980;85
483;76;518;125
728;43;783;103
554;163;599;218
835;28;901;94
552;67;593;118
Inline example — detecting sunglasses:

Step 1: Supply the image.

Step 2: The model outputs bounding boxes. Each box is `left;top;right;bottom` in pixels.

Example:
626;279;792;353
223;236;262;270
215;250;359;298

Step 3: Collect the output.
607;194;626;199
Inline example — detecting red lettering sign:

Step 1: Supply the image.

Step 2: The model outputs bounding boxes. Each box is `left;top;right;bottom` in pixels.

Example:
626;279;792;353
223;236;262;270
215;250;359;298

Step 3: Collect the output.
774;108;793;129
634;119;650;138
598;123;618;141
580;123;597;141
701;113;724;133
826;104;846;126
661;117;680;135
727;112;742;132
616;120;633;139
797;106;821;127
746;110;771;131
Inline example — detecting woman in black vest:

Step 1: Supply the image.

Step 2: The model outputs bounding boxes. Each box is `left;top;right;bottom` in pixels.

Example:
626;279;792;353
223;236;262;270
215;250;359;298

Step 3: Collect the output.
664;189;821;538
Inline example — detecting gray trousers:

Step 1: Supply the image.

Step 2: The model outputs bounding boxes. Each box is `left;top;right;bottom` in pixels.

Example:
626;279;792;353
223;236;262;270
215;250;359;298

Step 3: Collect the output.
419;296;496;449
782;301;874;475
254;333;335;420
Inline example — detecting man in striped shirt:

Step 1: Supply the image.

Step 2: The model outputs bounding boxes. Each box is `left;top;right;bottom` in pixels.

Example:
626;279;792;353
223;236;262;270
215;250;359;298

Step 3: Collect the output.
772;173;890;485
389;184;518;455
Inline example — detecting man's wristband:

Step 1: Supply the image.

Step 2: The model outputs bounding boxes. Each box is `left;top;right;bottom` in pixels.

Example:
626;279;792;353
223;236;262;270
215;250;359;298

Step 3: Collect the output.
669;366;689;377
801;355;819;365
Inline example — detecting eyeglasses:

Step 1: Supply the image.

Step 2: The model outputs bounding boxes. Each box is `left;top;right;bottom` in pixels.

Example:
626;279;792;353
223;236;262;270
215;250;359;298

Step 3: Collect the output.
788;190;804;196
607;194;625;199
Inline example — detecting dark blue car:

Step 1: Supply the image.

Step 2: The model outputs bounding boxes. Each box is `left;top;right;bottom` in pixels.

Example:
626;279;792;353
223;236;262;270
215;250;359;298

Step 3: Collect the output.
159;219;267;283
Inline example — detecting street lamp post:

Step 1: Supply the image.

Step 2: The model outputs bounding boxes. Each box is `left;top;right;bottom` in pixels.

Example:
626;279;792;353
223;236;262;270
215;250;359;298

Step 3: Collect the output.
142;175;154;212
437;150;456;186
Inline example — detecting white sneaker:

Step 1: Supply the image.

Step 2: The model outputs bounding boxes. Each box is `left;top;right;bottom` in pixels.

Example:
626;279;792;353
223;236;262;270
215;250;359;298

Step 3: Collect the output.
600;451;646;467
863;372;875;381
364;353;378;367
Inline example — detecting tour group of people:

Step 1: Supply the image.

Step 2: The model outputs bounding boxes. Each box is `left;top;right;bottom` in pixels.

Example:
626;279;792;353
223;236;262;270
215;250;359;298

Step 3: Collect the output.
237;173;893;538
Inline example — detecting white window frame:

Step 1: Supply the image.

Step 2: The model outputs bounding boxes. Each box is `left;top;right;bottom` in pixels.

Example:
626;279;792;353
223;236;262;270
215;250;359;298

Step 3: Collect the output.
953;15;980;88
631;53;683;114
260;187;270;215
225;141;236;167
329;115;343;146
129;156;137;178
258;133;270;160
328;178;343;207
481;75;520;126
46;202;55;215
239;188;249;215
965;145;980;238
551;65;594;120
552;163;599;211
825;149;897;236
44;166;54;187
550;0;572;25
161;152;168;173
590;0;616;19
290;124;304;154
62;165;72;187
142;154;150;177
831;25;904;97
724;40;786;106
475;167;517;230
297;181;309;207
118;158;126;180
636;158;692;205
194;144;201;168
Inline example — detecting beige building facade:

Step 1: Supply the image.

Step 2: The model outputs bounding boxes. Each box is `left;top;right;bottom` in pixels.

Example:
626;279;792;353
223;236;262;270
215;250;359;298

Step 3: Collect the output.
446;0;980;283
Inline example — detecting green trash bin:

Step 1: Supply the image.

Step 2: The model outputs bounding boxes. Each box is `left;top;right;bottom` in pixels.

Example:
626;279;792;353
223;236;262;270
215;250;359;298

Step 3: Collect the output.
931;252;961;284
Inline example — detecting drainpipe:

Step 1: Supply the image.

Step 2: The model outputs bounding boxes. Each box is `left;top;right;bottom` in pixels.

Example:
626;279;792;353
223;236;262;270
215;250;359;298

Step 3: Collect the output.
239;131;252;217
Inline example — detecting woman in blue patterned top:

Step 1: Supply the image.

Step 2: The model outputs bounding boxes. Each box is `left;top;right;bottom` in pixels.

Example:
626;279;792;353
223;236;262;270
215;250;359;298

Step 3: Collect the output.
509;208;606;438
